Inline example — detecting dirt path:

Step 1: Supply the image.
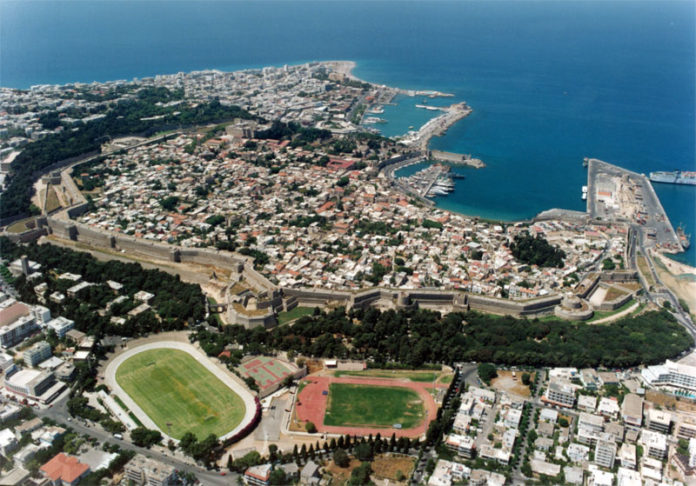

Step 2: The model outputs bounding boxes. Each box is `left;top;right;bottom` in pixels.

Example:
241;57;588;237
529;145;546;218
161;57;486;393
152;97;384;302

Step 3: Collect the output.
294;376;438;439
592;301;640;324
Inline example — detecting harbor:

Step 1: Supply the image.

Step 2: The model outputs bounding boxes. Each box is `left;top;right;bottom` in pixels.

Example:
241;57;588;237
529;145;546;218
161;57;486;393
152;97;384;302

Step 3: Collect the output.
587;158;685;253
398;163;458;198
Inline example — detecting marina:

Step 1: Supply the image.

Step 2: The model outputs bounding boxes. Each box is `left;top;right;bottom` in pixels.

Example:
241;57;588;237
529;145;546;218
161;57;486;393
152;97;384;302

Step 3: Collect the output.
398;163;458;198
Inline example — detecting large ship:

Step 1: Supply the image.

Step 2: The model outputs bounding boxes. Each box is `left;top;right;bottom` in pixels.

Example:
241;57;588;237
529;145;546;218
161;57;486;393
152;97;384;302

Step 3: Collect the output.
677;224;691;250
649;170;696;185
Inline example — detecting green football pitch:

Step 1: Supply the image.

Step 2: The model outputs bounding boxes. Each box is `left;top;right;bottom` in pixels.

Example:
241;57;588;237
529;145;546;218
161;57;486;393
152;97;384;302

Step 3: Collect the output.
323;383;425;428
115;348;246;439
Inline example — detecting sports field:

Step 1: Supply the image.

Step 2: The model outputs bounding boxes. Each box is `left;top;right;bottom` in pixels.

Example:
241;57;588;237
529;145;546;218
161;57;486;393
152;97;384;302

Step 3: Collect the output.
324;383;424;428
115;348;246;439
237;356;297;393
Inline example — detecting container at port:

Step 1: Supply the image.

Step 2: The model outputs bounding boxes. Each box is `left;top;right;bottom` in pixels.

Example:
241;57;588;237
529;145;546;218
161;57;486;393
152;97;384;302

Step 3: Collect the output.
649;170;696;185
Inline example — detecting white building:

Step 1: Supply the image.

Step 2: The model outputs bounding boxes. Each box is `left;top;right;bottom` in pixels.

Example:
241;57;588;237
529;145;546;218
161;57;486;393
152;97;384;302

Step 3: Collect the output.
640;429;668;460
0;302;38;348
427;460;470;486
616;467;641;486
46;316;74;338
124;455;177;486
0;428;18;456
594;433;616;469
617;442;636;470
646;408;671;434
597;397;620;419
443;433;476;459
543;380;575;408
642;360;696;393
4;369;59;402
24;341;51;367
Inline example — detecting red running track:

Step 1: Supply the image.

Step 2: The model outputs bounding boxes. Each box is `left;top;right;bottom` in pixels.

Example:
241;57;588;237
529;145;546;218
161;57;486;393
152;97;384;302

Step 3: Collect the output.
295;376;442;439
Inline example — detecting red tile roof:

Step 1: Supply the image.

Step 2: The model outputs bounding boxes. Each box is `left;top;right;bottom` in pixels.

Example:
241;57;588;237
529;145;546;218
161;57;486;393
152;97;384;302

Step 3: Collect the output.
40;453;89;484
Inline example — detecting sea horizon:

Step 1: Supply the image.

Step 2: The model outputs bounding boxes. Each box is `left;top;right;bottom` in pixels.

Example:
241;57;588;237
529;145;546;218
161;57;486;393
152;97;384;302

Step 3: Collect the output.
2;0;694;264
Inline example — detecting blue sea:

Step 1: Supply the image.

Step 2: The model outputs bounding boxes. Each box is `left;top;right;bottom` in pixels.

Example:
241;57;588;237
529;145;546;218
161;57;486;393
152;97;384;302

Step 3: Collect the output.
1;0;694;264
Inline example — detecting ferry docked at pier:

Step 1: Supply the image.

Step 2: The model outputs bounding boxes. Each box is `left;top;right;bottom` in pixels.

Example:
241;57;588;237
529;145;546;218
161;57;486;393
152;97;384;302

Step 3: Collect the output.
649;170;696;186
677;224;691;250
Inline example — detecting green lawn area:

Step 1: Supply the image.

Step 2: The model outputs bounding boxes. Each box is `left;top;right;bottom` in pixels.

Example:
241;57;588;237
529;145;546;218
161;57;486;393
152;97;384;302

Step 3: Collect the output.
116;348;246;440
277;306;315;325
206;297;222;326
324;383;424;428
5;218;34;234
333;369;440;382
587;298;635;323
439;374;453;384
45;186;61;213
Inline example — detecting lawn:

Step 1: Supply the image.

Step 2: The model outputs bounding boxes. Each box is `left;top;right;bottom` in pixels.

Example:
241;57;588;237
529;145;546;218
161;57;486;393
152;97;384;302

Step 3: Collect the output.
5;218;34;234
277;306;315;325
116;348;246;439
324;383;424;428
45;186;61;213
587;298;635;323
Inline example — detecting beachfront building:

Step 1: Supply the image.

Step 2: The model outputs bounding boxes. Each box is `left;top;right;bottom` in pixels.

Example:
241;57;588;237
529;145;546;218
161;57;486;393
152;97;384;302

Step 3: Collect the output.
642;360;696;393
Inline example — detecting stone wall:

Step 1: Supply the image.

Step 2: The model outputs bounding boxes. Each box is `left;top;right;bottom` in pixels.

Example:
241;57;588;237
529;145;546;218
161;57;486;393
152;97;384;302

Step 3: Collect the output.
39;218;564;320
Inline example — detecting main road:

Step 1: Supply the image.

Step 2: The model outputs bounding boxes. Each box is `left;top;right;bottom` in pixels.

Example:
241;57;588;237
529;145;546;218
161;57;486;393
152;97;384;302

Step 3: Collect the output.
629;225;696;341
36;394;238;486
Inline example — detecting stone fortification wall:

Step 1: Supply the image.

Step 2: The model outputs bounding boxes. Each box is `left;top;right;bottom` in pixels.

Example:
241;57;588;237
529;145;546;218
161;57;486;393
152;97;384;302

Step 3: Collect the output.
595;291;635;312
283;295;299;312
242;265;277;293
283;288;352;306
601;271;638;283
377;151;422;170
554;306;594;321
43;217;280;289
467;293;561;316
66;203;90;219
5;227;48;244
283;286;560;317
40;218;563;319
227;308;277;329
575;274;601;299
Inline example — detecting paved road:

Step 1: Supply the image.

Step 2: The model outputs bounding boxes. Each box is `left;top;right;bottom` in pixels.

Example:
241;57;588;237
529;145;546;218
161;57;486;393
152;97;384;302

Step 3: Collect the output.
36;395;238;486
631;226;696;341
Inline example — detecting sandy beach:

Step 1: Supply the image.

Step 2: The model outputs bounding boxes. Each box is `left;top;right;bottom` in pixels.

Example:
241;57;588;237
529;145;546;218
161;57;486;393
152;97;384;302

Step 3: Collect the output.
652;251;696;314
324;60;358;79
